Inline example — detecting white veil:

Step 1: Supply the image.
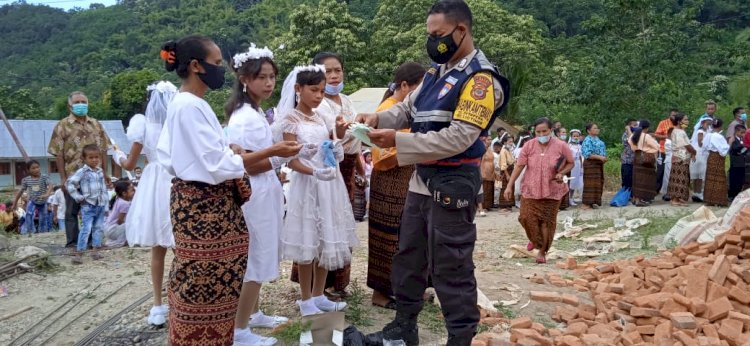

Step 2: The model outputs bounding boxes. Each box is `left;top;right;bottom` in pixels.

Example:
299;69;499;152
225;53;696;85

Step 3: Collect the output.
143;81;177;155
271;64;325;143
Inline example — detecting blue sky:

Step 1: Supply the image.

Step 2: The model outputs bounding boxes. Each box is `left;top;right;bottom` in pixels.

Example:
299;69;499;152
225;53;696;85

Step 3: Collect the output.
3;0;118;10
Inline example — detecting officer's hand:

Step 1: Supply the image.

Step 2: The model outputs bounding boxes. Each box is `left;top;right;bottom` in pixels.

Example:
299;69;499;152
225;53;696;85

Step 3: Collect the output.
504;187;514;202
367;129;397;148
355;113;379;129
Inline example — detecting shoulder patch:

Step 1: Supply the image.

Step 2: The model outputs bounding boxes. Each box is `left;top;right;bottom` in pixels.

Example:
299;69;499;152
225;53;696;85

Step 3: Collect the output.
453;72;495;129
426;67;437;75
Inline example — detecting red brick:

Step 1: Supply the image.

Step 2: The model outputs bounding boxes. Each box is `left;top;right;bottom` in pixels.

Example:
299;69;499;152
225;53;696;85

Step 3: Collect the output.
690;298;707;316
557;335;583;346
631;306;661;317
559;306;579;322
587;324;619;340
596;264;614;274
607;283;624;294
706;296;733;322
530;291;562;303
672;293;692;307
530;275;545;284
718;319;743;344
674;330;699;346
530;322;546;334
511;317;533;329
637;325;656;335
703;324;720;338
724;244;742;256
708;281;731;303
687;267;710;300
726;234;742;245
565;322;588;336
472;340;488;346
566;256;578;270
671;312;697;329
623;330;643;345
709;255;730;285
562;294;580;307
726;271;741;285
654;321;672;343
683;243;701;253
729;286;750;305
661;299;688;318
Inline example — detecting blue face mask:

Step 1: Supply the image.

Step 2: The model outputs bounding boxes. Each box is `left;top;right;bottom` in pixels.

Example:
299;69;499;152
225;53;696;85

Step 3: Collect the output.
71;104;88;117
537;135;550;144
631;127;639;132
324;82;344;96
741;113;748;121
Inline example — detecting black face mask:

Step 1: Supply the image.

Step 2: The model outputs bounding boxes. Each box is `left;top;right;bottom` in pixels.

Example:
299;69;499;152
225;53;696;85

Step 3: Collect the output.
198;60;226;90
426;26;465;65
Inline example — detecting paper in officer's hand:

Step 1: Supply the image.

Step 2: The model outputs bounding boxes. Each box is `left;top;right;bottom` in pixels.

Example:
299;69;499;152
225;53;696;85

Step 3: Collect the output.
348;123;379;148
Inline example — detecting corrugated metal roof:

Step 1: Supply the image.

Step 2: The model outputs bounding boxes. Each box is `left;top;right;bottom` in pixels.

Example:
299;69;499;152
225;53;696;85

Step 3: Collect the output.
0;119;131;158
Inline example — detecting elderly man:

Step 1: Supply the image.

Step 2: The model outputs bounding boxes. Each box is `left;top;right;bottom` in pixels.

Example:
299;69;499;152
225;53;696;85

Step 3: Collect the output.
48;91;111;249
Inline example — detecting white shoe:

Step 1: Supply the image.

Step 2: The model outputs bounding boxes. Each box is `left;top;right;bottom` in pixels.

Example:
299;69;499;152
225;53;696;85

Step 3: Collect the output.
298;299;324;317
233;328;277;346
147;305;168;326
479;210;487;217
248;311;289;328
313;295;347;312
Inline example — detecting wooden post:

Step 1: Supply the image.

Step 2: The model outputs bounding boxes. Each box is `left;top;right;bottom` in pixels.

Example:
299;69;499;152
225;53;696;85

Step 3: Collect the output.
0;107;30;162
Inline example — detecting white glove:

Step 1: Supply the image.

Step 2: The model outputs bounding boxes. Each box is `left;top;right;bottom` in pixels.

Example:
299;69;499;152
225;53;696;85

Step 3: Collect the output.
297;143;319;160
270;156;286;170
313;167;337;181
333;141;345;162
113;150;127;167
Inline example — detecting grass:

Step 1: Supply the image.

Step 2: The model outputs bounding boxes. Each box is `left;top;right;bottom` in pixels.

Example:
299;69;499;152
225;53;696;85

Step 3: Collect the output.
345;279;373;327
418;302;447;334
33;255;62;273
535;315;557;329
494;303;516;319
270;320;312;345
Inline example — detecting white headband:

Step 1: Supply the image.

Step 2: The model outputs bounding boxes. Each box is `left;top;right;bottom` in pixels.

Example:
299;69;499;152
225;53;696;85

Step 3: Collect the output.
232;43;274;69
294;64;326;73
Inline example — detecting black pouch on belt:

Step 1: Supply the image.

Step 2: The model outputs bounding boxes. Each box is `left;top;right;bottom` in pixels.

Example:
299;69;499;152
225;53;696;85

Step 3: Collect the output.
417;165;481;209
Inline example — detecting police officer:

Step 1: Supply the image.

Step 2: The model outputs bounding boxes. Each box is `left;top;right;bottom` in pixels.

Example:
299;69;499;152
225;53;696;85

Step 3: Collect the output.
356;1;509;345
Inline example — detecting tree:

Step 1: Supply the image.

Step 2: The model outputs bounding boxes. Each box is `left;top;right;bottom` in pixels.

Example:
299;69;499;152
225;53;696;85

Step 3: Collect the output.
0;86;44;119
108;68;161;124
272;0;368;93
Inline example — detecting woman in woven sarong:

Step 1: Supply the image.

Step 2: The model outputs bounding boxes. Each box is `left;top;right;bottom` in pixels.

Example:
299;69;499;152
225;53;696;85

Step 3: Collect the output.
668;113;696;207
629;120;659;206
479;136;496;216
366;62;425;309
156;36;301;346
702;119;730;207
581;123;607;209
505;118;574;264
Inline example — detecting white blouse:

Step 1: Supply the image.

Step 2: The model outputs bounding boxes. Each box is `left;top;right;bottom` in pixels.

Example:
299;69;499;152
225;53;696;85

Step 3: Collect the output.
156;92;245;185
703;132;730;156
316;95;360;154
227;104;273;152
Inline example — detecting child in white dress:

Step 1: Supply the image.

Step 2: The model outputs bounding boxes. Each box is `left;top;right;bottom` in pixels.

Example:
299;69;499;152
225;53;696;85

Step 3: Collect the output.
275;65;358;316
113;81;177;326
568;129;584;204
225;45;316;346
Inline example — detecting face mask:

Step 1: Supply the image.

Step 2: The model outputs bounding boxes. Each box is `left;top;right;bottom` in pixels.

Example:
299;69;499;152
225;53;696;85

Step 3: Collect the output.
741;113;748;121
71;104;88;117
681;123;689;129
425;26;465;64
198;60;226;90
571;138;580;144
559;135;568;141
324;82;344;96
537;135;550;144
630;127;639;132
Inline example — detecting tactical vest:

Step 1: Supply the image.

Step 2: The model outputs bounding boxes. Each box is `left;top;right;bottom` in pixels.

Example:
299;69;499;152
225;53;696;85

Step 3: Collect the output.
411;50;510;169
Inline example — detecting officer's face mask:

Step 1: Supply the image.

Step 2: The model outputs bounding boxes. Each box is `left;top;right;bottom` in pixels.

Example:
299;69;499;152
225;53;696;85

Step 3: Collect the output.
426;26;466;65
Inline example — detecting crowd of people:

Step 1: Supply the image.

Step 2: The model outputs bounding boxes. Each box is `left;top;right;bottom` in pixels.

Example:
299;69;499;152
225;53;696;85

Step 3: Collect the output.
2;1;750;346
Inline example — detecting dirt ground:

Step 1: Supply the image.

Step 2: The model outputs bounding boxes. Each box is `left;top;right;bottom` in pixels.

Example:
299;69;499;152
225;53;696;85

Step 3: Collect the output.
0;197;726;345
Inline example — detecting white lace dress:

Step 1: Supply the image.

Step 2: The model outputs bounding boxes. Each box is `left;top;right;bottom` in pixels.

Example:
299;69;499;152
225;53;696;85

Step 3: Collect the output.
278;110;357;270
124;114;175;248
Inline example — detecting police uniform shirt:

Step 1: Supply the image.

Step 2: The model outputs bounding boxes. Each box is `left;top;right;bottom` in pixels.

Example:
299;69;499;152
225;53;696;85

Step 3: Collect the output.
375;49;505;195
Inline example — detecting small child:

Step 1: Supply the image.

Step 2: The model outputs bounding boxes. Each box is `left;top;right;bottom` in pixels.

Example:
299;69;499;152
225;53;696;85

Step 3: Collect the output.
12;160;52;235
66;144;110;264
660;128;674;197
104;180;134;248
50;186;66;233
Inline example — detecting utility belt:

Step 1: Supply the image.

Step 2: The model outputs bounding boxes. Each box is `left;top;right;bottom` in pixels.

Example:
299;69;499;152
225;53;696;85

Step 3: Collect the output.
417;163;481;210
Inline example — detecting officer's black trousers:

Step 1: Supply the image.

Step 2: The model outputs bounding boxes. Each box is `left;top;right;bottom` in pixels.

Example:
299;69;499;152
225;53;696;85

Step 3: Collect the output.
391;192;480;339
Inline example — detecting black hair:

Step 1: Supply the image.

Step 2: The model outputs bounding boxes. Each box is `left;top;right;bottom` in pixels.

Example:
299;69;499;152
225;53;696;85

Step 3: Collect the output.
82;144;99;157
712;118;723;129
553;128;561;137
26;159;40;170
135;166;142;171
109;180;132;210
518;136;532;148
667;127;675;137
585;122;597;133
312;52;343;68
735;124;747;133
502;135;514;144
733;107;745;116
533;117;553;130
381;62;426;103
497;127;507;133
672;112;686;126
630;119;651;146
669;108;679;114
625;118;637;125
428;0;473;32
225;56;279;118
162;35;215;79
294;70;326;108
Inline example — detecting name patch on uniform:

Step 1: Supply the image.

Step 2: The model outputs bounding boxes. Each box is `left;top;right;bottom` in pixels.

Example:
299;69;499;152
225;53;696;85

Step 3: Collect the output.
453;72;494;128
446;76;459;85
438;83;453;99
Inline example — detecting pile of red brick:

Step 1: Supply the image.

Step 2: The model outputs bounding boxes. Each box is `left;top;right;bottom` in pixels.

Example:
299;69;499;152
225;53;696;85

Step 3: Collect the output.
499;207;750;345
